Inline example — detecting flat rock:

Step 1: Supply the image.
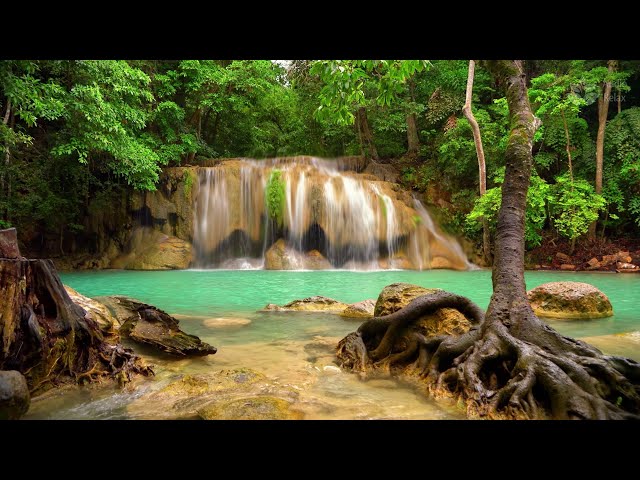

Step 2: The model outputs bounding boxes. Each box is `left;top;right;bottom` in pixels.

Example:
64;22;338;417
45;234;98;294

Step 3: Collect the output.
97;296;217;356
261;296;349;313
0;370;30;420
340;299;375;318
527;281;613;319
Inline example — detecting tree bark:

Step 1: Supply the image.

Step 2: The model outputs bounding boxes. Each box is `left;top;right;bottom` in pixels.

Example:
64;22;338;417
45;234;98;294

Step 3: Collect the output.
561;109;574;183
406;79;420;156
337;61;640;420
0;229;152;396
589;60;616;239
2;99;12;221
355;107;379;161
462;60;491;265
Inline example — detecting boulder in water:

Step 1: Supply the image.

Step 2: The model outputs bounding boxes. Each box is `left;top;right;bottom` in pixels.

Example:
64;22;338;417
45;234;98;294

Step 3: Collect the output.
262;296;349;313
527;281;613;319
340;299;376;318
374;283;472;336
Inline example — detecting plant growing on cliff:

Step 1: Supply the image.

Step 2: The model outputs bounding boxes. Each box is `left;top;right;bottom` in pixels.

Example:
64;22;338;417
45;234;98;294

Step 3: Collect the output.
266;169;286;227
183;170;194;198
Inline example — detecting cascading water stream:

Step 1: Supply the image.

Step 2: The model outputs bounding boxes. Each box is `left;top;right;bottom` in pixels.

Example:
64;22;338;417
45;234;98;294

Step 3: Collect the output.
192;157;472;270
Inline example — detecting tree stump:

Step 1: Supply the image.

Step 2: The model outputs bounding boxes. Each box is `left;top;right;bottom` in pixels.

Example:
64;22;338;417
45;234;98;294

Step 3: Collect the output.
0;228;152;397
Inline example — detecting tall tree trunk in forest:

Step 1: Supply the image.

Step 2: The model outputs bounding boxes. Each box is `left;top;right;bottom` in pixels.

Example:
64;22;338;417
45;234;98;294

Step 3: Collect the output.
560;109;574;183
589;60;616;239
2;99;12;221
406;79;420;156
210;111;222;147
355;107;379;161
462;60;491;264
186;107;202;164
339;60;640;420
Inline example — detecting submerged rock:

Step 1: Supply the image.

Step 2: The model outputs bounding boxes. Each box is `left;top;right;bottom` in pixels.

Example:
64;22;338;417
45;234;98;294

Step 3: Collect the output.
203;317;252;328
340;299;376;318
579;331;640;362
262;296;349;313
198;396;304;420
127;368;303;420
0;370;30;420
527;281;613;319
97;296;217;356
374;283;471;336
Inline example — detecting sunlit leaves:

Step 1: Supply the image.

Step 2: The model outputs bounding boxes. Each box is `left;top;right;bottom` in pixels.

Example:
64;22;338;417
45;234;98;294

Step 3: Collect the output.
310;60;430;126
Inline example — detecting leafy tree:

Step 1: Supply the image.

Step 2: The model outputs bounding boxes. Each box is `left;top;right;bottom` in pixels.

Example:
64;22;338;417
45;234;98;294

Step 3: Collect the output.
548;173;606;251
310;60;429;160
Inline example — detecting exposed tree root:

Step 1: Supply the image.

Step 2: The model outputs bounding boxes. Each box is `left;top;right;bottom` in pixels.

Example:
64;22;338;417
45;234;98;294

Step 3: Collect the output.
1;256;153;396
337;291;640;420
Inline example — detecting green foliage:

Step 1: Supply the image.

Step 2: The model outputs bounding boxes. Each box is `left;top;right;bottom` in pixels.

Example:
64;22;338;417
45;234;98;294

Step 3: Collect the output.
466;173;550;248
51;61;162;190
548;174;607;241
2;58;640;256
310;60;429;126
265;169;286;226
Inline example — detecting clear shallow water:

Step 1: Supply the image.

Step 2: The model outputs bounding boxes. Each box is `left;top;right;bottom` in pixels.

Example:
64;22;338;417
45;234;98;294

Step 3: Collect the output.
25;269;640;420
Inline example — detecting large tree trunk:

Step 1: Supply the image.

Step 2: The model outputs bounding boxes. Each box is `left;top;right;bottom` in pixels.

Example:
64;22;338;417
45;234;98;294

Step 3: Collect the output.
589;60;616;239
355;107;379;161
462;60;491;265
406;79;420;156
337;61;640;420
0;228;152;396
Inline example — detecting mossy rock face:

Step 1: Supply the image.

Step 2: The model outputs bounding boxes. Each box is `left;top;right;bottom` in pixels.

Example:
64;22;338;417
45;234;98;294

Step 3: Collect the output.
112;228;192;270
198;396;304;420
374;283;471;336
527;282;613;319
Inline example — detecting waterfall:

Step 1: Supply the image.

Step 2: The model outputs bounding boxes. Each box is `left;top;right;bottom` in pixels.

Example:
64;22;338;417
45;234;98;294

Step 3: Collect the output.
192;157;472;270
